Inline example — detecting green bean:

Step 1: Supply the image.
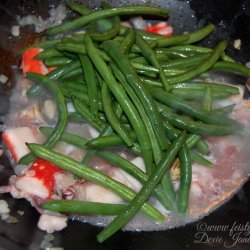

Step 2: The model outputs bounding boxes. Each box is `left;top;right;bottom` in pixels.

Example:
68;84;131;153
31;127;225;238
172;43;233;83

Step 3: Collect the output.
56;42;86;54
68;112;85;123
79;55;99;120
72;97;105;131
213;104;236;115
81;150;96;164
137;70;158;78
46;60;81;80
40;126;171;210
164;40;228;84
154;24;215;48
67;2;92;15
35;49;64;60
85;34;153;175
183;24;215;44
163;121;210;166
177;145;192;213
170;88;232;100
154;35;189;48
155;48;196;59
132;62;159;73
170;82;239;95
88;16;121;41
44;57;72;67
60;67;83;80
131;56;149;65
190;151;213;168
120;28;136;54
161;171;177;205
158;103;237;136
130;40;158;54
136;33;170;91
30;38;62;49
39;127;135;183
150;86;237;126
110;63;166;162
45;6;169;35
61;78;86;85
104;40;168;151
110;63;175;205
86;131;137;148
212;61;250;77
62;51;79;60
96;151;172;210
97;131;186;243
42;200;126;215
62;90;103;111
59;81;88;93
84;113;114;165
165;44;235;62
185;134;201;149
18;73;68;165
163;68;187;76
195;140;210;155
82;100;127;165
102;82;135;147
56;42;111;62
120;25;162;41
27;143;164;222
40;126;88;148
203;87;212;111
140;77;162;87
161;54;210;69
163;121;201;149
110;62;175;204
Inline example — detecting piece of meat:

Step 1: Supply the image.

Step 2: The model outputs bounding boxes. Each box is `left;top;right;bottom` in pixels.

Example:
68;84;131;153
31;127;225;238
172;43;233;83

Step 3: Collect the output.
2;127;41;163
21;48;49;76
145;22;173;36
15;159;62;200
37;213;67;233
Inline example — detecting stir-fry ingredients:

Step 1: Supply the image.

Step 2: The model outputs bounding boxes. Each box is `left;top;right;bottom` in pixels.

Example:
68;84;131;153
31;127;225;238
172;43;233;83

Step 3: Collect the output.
1;1;250;243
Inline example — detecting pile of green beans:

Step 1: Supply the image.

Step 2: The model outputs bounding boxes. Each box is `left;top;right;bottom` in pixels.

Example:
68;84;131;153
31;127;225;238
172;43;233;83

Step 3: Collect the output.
20;1;250;243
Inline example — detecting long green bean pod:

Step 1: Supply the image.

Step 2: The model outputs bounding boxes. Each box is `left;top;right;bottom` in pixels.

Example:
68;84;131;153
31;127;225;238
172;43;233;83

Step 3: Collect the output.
97;131;186;243
158;103;237;136
154;24;215;47
88;16;121;41
42;200;126;215
101;82;135;147
72;97;105;131
136;33;170;91
45;5;169;35
150;86;238;126
79;55;99;120
177;145;192;213
165;40;228;84
18;73;68;164
84;34;153;174
27;143;164;222
103;40;168;151
67;2;92;15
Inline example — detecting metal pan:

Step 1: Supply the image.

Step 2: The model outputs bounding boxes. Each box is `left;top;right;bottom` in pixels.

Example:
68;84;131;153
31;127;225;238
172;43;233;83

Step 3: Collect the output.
0;1;249;249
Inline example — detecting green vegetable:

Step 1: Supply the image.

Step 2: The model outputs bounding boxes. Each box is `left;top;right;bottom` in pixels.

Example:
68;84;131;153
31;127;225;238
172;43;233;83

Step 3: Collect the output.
97;131;186;243
42;200;126;215
45;5;169;35
177;145;192;213
27;143;164;222
18;73;68;164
